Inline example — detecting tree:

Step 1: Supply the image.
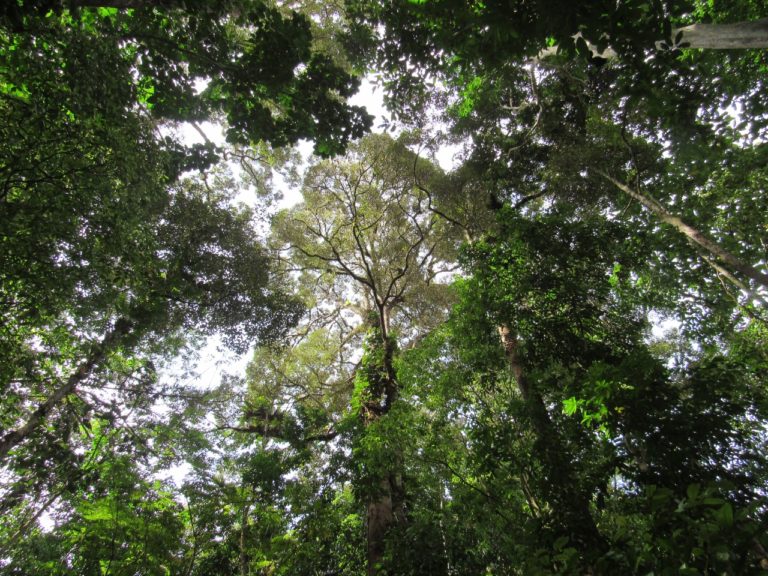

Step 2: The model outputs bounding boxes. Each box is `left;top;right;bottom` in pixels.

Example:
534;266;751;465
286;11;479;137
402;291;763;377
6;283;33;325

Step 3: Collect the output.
274;133;455;345
346;0;768;104
400;205;768;573
0;0;369;566
346;0;768;310
349;0;768;59
0;173;302;563
268;133;455;574
596;169;768;290
4;1;768;573
1;422;189;575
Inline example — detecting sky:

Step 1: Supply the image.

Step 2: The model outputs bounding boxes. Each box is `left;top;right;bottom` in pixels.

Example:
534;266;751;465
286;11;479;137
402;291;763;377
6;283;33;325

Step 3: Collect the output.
181;77;460;208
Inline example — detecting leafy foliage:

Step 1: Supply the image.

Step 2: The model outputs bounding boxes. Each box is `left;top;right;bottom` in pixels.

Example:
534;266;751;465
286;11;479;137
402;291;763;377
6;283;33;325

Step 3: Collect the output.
1;0;372;157
3;1;768;575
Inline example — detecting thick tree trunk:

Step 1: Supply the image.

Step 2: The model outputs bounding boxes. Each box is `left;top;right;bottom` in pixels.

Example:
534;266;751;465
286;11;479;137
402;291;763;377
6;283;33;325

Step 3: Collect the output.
362;316;404;576
598;171;768;290
0;318;133;462
668;18;768;50
538;18;768;60
498;325;607;557
365;469;405;575
366;478;394;575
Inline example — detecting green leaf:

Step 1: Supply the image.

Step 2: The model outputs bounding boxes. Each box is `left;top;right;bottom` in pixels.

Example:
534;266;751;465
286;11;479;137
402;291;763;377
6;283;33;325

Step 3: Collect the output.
714;503;733;528
563;397;580;416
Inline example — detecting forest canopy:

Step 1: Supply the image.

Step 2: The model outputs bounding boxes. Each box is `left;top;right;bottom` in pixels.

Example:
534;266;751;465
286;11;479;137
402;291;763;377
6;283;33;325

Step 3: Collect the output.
1;1;768;575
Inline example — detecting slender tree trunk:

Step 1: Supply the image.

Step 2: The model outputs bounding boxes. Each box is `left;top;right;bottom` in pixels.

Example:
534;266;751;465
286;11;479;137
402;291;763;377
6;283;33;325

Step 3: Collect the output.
598;170;768;289
497;325;607;558
0;318;133;462
240;503;250;576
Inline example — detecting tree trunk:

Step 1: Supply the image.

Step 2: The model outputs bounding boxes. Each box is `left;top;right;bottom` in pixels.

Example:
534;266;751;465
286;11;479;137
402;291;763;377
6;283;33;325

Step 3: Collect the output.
240;503;250;576
497;325;607;558
0;318;133;462
362;317;404;576
598;170;768;290
667;18;768;50
538;18;768;60
366;478;394;576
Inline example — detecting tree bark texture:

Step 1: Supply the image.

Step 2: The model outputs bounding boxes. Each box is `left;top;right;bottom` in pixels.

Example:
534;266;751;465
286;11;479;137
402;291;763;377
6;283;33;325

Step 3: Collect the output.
538;18;768;61
366;478;394;576
362;328;404;576
670;18;768;50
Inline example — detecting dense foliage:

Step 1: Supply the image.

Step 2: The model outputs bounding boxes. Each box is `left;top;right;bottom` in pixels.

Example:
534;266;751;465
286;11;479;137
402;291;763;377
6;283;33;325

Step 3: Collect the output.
2;0;768;575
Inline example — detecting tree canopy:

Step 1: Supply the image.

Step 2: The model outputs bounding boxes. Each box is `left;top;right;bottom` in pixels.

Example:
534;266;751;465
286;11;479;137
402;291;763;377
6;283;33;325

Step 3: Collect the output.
2;1;768;575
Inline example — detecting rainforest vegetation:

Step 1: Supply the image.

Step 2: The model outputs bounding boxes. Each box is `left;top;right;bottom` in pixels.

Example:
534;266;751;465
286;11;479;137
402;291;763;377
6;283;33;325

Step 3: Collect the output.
2;1;768;574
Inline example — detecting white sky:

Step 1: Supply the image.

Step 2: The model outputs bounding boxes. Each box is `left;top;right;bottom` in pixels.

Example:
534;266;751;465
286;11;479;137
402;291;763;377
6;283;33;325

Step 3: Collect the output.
182;77;460;210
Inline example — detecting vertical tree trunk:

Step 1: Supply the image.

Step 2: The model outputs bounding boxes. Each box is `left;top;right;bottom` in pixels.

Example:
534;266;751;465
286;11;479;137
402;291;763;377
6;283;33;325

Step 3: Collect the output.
498;325;607;559
366;478;394;576
362;314;404;576
240;503;250;576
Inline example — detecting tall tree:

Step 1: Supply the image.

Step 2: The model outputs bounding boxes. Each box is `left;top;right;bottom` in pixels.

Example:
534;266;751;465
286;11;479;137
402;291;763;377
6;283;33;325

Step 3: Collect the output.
269;133;455;574
396;205;768;573
346;0;768;312
1;0;354;556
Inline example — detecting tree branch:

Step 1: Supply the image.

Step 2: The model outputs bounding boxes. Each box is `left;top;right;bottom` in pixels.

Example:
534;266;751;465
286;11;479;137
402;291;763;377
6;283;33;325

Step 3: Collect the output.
0;318;134;462
597;169;768;289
